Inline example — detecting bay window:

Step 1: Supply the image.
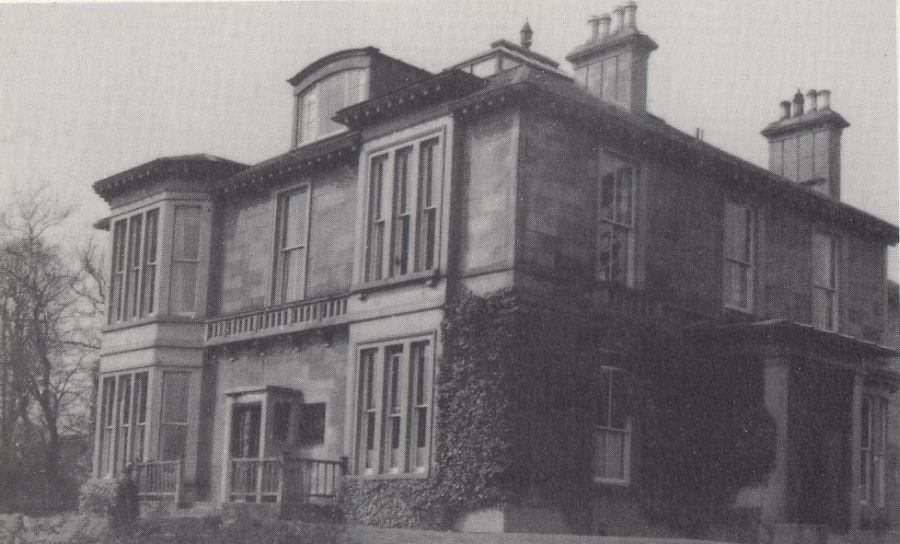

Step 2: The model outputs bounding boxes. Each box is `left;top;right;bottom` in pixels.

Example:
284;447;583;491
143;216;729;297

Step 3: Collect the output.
109;208;159;323
364;135;442;283
159;371;190;461
724;199;755;311
594;366;630;484
97;371;149;476
812;232;838;331
355;338;433;476
597;166;636;286
170;205;202;315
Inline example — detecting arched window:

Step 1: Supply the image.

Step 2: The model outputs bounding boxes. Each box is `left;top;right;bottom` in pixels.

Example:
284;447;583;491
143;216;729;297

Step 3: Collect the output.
296;69;368;146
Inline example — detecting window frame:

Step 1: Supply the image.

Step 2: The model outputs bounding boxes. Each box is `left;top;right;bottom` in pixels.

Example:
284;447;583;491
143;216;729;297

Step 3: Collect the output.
593;365;631;486
352;335;435;478
271;183;313;305
596;164;638;287
811;231;839;332
723;198;756;313
96;369;151;476
170;204;203;316
361;129;445;285
295;68;368;147
108;207;161;324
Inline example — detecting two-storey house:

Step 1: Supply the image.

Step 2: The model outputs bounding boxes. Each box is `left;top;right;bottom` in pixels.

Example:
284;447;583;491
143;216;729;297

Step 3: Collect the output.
90;4;898;542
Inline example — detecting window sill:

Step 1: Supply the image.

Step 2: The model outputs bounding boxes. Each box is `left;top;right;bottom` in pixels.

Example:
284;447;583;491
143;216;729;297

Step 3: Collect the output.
346;470;430;481
353;269;441;298
103;314;204;333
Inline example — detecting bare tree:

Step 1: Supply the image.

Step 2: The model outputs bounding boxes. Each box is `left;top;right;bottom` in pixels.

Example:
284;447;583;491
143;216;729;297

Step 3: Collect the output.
0;187;102;506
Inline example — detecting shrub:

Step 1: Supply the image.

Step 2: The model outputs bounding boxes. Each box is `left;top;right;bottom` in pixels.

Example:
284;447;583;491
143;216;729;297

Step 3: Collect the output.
78;472;138;530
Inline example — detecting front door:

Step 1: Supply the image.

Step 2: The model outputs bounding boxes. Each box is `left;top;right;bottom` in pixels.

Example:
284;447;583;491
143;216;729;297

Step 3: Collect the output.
229;403;262;501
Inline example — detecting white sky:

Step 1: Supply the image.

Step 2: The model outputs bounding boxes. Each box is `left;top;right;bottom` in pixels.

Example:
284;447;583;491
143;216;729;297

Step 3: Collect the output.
0;0;897;277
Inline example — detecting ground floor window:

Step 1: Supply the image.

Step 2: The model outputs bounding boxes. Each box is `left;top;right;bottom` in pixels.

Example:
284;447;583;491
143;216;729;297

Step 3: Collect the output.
860;395;888;507
97;371;149;476
593;365;630;484
158;371;191;461
354;337;433;476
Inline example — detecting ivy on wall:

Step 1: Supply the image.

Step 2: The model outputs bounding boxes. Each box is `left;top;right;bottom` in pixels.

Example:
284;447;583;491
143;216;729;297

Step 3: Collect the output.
343;289;774;536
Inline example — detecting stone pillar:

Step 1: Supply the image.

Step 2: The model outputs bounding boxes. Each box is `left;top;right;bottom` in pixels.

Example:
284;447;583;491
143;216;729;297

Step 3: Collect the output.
848;373;864;531
763;356;791;526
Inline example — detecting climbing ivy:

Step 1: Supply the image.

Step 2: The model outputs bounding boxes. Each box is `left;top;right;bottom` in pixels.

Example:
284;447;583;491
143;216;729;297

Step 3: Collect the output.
343;289;774;536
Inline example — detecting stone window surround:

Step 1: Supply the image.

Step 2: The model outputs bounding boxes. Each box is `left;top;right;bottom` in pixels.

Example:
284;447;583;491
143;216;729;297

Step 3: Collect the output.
723;197;757;314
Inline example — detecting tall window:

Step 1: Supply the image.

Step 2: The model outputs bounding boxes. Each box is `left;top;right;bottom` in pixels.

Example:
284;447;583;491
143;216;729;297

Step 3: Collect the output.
97;371;149;476
159;372;190;461
355;338;433;476
812;232;838;331
724;200;755;311
594;366;630;484
296;69;368;146
860;395;888;507
109;208;159;323
170;205;202;315
273;186;310;303
364;136;442;282
597;166;636;285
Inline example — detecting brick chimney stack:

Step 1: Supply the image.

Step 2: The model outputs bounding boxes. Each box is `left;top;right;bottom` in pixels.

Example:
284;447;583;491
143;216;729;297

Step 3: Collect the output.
565;2;658;114
762;90;849;199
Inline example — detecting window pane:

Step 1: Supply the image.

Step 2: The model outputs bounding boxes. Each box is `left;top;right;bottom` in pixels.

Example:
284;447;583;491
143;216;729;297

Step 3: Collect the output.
142;209;159;315
231;404;261;458
297;403;326;446
725;202;750;261
599;173;615;221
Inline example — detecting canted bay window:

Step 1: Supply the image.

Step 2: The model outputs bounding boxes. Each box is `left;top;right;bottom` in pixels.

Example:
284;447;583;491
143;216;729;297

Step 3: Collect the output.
109;208;159;323
159;371;190;461
812;232;838;331
170;205;202;315
97;371;149;476
594;366;630;484
355;338;433;476
860;395;888;507
724;199;755;312
296;68;368;146
273;186;310;303
597;166;636;285
364;136;442;282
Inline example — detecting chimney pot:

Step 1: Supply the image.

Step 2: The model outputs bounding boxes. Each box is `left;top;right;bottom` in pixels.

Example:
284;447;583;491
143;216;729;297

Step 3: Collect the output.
588;15;600;41
779;100;791;120
806;90;818;112
520;21;533;50
817;90;831;110
613;6;626;33
792;90;805;117
598;14;611;39
624;2;638;29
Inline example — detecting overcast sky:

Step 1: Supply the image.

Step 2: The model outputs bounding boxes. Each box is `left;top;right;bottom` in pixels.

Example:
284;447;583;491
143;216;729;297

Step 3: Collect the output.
0;0;897;276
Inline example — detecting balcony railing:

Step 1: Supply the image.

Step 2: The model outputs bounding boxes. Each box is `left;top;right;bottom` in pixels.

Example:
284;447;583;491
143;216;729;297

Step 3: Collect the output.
134;458;183;504
228;455;346;505
206;295;349;345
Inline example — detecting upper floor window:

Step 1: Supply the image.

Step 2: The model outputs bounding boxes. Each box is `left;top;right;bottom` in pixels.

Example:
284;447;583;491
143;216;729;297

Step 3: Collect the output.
272;186;310;304
109;208;159;323
597;165;636;286
724;199;755;312
170;205;202;315
593;366;630;485
355;338;433;476
296;69;368;147
364;136;442;282
811;232;838;331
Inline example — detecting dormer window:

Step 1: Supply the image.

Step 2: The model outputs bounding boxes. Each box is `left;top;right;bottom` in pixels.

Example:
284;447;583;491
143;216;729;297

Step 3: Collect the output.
295;69;368;147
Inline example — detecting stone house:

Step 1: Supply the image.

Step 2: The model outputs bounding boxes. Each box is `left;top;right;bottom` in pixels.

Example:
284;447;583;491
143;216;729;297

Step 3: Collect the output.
89;4;898;542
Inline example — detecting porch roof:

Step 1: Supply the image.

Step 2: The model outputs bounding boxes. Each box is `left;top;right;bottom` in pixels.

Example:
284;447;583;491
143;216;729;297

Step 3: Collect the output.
686;318;898;360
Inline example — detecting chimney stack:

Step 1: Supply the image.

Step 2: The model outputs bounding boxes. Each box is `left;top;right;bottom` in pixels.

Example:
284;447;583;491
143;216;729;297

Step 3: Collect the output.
792;90;805;117
520;21;533;50
779;101;791;120
612;6;626;33
624;2;638;29
567;3;658;114
588;15;600;41
806;89;818;112
762;89;850;200
599;14;611;39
